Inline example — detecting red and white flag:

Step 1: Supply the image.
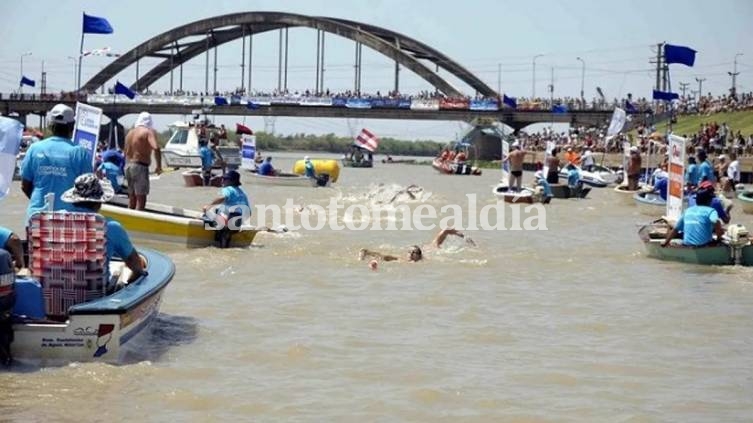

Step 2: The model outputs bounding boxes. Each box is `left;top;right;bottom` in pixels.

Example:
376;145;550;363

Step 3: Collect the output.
354;128;379;152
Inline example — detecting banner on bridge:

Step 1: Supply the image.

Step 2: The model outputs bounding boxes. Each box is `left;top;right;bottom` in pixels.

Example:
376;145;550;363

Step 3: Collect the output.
298;97;333;106
410;98;440;111
345;98;372;109
439;98;469;110
469;99;499;111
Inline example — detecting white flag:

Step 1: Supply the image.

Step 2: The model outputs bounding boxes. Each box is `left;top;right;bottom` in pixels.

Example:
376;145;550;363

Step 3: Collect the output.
606;107;627;140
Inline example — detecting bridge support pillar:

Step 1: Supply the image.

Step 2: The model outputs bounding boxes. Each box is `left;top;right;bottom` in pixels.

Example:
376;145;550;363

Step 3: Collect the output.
102;115;125;150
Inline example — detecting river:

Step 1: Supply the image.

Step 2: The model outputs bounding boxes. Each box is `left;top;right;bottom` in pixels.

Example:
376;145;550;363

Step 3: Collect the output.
1;152;752;422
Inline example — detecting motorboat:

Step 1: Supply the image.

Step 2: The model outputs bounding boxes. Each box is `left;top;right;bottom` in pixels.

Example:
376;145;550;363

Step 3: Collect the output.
558;166;609;188
9;212;174;366
492;184;537;204
638;220;753;266
431;158;482;175
100;196;258;248
738;191;753;214
162;121;240;169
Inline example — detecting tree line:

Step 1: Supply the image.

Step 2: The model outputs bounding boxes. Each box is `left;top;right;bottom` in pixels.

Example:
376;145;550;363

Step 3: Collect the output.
155;130;445;157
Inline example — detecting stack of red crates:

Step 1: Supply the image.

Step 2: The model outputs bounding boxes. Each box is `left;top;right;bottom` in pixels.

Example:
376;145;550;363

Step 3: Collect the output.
28;213;107;319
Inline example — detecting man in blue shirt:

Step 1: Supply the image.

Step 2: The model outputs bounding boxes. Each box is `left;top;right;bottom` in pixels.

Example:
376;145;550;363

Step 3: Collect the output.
534;171;553;204
0;226;25;271
21;104;92;222
685;156;699;188
663;185;724;247
652;168;668;201
304;156;316;179
199;139;214;186
203;170;251;248
258;157;277;176
97;151;125;194
60;174;145;283
696;149;715;184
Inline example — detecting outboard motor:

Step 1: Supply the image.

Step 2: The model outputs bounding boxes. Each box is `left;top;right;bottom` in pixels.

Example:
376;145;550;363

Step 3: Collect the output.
0;249;15;366
315;174;330;187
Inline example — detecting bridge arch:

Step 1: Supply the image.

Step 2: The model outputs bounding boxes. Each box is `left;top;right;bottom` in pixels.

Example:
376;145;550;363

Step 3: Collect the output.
82;12;497;98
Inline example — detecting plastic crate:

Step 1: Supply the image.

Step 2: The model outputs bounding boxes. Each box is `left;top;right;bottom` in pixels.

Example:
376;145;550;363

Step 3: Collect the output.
28;213;108;319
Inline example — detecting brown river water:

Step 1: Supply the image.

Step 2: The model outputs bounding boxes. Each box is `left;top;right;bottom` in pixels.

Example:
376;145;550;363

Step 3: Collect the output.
1;152;752;422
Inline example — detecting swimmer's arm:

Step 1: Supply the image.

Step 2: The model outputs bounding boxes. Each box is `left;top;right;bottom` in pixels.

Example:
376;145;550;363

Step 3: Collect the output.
359;249;398;261
433;228;475;247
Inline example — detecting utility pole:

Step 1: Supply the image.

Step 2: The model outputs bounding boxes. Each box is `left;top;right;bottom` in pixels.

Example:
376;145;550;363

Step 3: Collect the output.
729;53;743;98
679;82;690;98
497;63;502;96
532;54;543;98
695;77;706;100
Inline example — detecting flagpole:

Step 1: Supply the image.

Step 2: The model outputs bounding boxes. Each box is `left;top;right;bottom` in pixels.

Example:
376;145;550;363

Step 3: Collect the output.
77;23;85;95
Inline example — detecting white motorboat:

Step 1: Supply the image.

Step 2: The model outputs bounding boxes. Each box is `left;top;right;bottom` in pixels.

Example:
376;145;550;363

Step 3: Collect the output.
558;165;609;188
162;121;241;169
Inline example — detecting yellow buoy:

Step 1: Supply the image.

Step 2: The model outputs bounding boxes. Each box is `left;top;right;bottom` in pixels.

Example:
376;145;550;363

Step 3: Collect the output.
292;159;340;183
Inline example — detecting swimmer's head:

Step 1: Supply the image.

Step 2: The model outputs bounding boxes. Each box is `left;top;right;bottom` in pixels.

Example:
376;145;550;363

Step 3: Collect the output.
408;245;423;262
369;260;378;271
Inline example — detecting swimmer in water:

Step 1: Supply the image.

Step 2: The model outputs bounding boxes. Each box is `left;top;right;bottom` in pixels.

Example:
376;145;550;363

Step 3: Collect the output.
358;228;474;262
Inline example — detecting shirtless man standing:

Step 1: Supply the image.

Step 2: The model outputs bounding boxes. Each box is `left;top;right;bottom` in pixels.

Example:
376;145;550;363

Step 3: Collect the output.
627;146;642;191
124;112;163;210
506;143;527;191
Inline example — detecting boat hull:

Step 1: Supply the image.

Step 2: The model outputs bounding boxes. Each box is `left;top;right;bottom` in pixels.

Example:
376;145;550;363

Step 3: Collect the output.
101;198;258;248
12;248;174;366
550;184;591;199
614;184;649;206
492;185;536;204
737;191;753;214
247;171;320;187
634;192;666;216
431;159;481;175
342;159;373;168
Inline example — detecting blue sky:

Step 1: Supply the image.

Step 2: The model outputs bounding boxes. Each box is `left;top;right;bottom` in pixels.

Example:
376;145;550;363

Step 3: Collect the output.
1;0;751;139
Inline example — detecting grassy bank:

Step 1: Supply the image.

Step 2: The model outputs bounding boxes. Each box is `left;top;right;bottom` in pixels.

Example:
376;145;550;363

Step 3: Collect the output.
636;110;753;137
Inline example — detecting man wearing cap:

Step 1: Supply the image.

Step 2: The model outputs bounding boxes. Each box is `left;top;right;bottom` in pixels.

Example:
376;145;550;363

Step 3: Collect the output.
663;184;724;247
688;180;732;224
61;174;145;282
20;104;93;222
124;111;162;210
627;146;642;191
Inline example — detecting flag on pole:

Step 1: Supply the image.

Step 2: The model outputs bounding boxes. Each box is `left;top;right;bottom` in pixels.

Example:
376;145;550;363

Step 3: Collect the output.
354;128;379;152
652;90;679;101
606;107;627;140
664;44;696;67
502;95;517;109
83;13;114;34
0;116;23;201
114;81;136;99
236;123;253;135
19;76;35;87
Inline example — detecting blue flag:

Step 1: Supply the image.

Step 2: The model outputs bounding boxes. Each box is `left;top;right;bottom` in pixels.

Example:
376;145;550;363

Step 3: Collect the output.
214;96;228;106
114;81;135;99
624;100;637;113
664;44;696;67
83;13;114;34
652;90;679;101
502;95;517;109
20;76;35;87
